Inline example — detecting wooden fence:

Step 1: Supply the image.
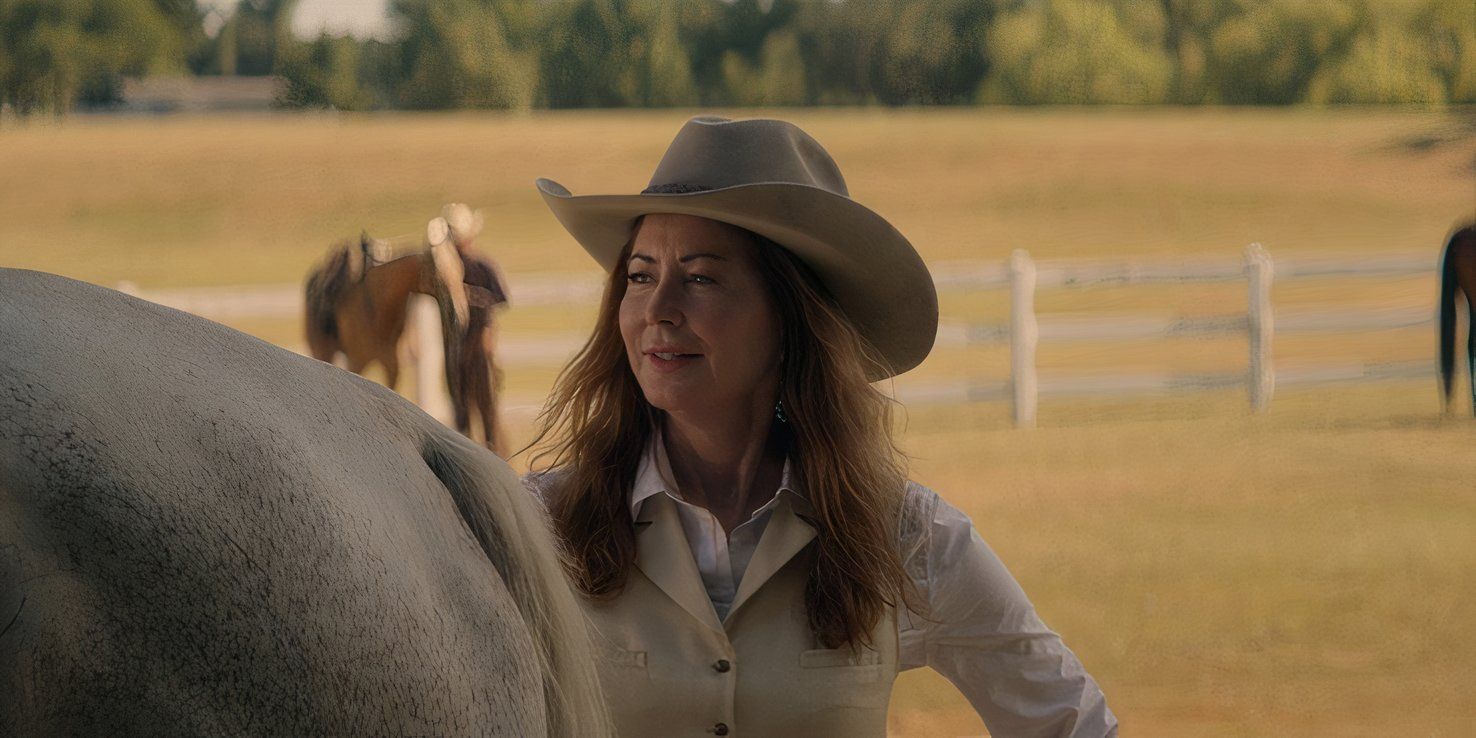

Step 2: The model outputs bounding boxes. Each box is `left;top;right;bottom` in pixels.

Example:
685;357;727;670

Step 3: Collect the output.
116;247;1437;428
926;246;1434;427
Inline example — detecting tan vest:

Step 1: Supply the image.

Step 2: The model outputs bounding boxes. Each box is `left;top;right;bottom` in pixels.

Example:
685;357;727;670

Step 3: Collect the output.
581;491;899;737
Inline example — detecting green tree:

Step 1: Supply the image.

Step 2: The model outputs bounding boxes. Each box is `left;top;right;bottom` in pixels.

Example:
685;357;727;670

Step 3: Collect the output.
981;0;1174;104
539;0;641;107
875;1;971;105
1313;16;1446;104
277;32;378;109
719;28;806;106
0;0;193;113
1207;0;1360;104
1416;0;1475;103
152;0;211;73
787;0;889;105
209;0;296;76
1154;0;1237;103
755;30;806;105
680;0;796;105
390;0;539;110
639;1;697;106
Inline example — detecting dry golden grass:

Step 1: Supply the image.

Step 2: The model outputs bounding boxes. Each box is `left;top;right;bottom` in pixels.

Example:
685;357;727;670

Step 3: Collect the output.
2;109;1474;735
2;108;1470;286
888;383;1476;737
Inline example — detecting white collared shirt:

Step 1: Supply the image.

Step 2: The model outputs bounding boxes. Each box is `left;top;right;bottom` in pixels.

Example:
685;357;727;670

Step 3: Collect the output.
615;434;1119;736
627;431;800;621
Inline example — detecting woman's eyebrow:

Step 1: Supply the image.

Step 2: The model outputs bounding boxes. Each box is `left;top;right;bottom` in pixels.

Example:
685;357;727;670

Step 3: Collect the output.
679;253;727;263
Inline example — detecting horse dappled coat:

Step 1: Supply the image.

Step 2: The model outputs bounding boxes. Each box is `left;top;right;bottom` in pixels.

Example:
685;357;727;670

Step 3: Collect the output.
0;270;607;736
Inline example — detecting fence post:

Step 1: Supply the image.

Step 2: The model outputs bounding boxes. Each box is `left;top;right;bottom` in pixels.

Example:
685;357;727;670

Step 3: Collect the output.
1245;243;1274;412
410;294;452;424
1010;249;1039;429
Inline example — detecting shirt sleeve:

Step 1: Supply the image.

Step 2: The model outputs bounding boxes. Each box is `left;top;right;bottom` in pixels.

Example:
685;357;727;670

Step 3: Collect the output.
897;484;1118;738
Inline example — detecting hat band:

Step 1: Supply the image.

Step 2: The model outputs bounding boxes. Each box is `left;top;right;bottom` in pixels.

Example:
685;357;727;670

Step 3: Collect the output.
641;183;712;195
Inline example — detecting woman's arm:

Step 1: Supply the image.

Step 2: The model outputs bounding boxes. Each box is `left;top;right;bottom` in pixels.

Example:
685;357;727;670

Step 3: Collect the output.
899;484;1118;738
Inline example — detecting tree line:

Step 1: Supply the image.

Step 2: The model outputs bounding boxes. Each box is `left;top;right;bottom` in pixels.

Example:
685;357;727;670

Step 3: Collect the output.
2;0;1471;115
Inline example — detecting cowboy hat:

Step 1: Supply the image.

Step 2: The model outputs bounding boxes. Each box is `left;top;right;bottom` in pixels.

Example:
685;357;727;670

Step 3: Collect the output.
536;116;937;379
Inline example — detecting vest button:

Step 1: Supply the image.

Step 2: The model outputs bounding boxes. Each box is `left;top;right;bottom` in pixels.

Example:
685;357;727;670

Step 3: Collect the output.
713;723;730;736
713;659;731;673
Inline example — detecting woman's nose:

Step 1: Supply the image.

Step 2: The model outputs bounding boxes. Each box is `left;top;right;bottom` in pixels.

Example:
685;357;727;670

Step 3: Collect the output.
645;276;684;326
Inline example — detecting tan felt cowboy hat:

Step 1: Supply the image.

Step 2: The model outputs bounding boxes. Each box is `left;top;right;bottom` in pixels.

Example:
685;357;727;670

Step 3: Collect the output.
536;115;938;379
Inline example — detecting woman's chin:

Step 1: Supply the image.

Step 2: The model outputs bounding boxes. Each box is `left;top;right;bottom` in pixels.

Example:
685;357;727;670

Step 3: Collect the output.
645;395;696;417
643;388;719;419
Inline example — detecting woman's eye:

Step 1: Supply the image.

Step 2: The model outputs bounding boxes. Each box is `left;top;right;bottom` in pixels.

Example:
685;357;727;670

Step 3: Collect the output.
687;274;715;285
626;272;653;284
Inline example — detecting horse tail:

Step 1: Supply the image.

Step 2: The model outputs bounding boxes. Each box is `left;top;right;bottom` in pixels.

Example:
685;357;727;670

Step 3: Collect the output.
305;242;359;342
1439;230;1464;410
421;437;611;738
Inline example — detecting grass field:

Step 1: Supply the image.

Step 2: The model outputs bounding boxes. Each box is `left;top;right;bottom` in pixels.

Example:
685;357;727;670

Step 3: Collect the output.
2;108;1474;735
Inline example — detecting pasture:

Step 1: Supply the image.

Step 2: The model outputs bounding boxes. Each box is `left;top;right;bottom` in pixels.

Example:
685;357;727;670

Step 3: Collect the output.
2;108;1474;736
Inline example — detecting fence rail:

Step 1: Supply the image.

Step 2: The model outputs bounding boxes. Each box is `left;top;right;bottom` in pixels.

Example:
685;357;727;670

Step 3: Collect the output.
121;250;1434;319
999;245;1435;427
115;247;1438;427
116;272;607;320
930;250;1433;290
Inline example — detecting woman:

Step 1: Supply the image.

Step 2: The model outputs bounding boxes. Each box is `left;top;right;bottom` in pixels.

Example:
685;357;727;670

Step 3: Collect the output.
525;117;1116;737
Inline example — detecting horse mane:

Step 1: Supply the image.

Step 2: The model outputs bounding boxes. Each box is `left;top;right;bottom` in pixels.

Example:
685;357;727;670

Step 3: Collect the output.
304;239;368;341
420;435;611;737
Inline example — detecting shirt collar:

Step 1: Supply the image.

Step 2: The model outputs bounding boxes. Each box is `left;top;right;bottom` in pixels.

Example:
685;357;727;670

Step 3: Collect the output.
629;429;806;520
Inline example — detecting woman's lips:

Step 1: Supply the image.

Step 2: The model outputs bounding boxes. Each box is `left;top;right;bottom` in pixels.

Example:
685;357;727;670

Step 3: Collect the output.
645;351;702;373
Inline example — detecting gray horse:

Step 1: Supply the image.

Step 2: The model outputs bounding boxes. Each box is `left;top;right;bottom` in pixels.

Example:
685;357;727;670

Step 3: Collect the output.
0;269;608;736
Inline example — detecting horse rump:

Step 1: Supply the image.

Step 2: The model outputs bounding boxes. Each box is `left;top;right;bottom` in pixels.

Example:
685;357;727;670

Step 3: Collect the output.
1;269;609;736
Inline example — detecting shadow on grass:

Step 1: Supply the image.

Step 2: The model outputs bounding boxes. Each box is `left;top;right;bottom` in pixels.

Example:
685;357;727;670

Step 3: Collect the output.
1312;412;1476;433
1389;108;1476;175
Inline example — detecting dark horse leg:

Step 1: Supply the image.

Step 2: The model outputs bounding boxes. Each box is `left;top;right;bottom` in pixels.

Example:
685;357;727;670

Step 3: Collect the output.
1468;290;1476;417
484;363;508;459
465;348;495;454
1439;225;1476;415
448;333;472;436
470;323;508;457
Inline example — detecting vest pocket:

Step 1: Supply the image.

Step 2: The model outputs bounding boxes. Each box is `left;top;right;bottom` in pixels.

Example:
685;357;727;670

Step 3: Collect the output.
601;646;648;668
797;648;883;689
798;648;882;668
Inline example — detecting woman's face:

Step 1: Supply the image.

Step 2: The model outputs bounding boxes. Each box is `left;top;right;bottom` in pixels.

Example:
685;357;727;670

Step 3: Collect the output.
619;213;784;423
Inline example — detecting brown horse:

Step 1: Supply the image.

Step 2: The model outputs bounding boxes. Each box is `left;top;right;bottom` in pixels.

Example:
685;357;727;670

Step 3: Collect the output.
1439;223;1476;415
303;233;427;390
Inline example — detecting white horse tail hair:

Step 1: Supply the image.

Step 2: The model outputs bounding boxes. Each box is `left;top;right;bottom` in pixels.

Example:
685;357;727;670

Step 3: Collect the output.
420;434;612;737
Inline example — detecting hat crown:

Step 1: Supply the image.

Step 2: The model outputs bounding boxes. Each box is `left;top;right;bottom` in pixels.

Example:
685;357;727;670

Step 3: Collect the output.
646;117;849;197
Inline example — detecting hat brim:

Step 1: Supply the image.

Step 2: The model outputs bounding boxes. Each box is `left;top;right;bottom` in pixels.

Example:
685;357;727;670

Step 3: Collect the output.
536;177;938;379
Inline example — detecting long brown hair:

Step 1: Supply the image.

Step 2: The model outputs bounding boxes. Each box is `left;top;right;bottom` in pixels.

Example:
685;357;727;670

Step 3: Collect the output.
527;218;919;649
